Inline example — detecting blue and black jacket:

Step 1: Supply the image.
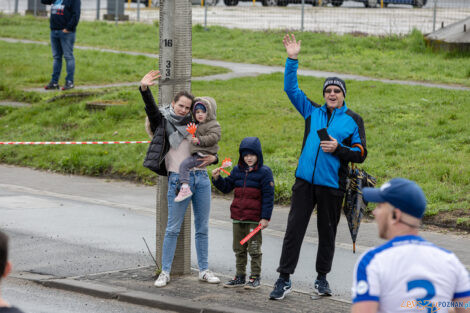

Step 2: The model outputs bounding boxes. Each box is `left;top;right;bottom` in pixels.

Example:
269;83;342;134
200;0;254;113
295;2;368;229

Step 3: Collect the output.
284;58;367;192
212;137;275;221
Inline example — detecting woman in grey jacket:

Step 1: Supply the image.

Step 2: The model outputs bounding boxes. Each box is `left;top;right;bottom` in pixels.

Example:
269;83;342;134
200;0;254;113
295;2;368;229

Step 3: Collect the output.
140;70;220;288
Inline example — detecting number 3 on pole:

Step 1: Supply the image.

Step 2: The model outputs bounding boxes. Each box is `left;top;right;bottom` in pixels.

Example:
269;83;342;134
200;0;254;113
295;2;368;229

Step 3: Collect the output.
407;279;437;313
165;60;171;77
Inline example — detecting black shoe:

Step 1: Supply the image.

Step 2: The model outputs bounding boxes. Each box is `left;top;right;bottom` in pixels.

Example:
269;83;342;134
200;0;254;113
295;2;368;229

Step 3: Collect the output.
223;275;245;288
62;81;74;90
44;81;59;90
269;278;292;300
244;276;260;290
314;278;332;296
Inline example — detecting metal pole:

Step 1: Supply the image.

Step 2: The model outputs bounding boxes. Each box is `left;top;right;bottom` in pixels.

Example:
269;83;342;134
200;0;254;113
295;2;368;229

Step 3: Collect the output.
96;0;100;20
137;0;140;21
34;0;37;16
204;0;208;30
115;0;119;25
301;0;305;32
14;0;19;14
432;0;437;32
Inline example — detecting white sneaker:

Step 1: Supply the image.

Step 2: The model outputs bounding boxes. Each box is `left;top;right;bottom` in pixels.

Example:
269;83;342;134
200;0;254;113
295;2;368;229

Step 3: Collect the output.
154;271;170;287
199;269;220;284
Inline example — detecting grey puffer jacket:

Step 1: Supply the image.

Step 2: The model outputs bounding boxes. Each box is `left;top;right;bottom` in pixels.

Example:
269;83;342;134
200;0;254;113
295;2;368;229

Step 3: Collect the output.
191;96;221;156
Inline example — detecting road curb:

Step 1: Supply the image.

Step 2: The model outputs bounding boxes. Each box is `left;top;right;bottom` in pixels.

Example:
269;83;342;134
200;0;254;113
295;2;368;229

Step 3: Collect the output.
13;272;257;313
40;278;127;300
117;289;250;313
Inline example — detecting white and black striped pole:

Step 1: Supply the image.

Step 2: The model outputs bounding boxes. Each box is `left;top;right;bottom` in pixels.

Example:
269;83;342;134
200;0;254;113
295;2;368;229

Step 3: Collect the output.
156;0;192;275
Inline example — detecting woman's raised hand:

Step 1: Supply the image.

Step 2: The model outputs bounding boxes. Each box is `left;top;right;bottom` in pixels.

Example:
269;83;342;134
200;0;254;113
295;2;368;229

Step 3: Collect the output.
283;33;301;60
140;70;161;91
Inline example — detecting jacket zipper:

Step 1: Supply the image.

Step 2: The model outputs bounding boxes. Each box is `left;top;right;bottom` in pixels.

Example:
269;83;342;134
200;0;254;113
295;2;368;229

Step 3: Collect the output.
158;128;167;167
243;170;248;198
311;109;336;184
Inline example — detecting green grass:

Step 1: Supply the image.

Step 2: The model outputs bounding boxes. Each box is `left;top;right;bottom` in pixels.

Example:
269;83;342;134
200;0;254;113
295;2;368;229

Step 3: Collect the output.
1;73;469;216
0;14;469;223
0;40;228;89
1;15;470;86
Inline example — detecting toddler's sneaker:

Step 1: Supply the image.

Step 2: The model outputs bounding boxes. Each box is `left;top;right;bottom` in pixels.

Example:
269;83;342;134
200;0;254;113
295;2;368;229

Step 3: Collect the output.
244;275;261;290
44;81;59;90
175;186;192;202
223;275;245;288
269;278;292;300
199;269;220;284
154;271;170;287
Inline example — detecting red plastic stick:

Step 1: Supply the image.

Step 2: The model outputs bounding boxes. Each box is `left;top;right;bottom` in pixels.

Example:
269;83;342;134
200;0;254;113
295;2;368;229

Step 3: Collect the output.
221;168;231;176
240;224;262;245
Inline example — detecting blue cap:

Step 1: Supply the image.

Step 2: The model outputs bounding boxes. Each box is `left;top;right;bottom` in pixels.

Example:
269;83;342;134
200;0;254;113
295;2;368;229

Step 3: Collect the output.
362;178;427;219
193;102;206;114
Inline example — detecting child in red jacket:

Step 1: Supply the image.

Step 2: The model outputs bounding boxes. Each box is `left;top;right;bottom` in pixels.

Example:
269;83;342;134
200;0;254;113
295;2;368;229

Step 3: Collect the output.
211;137;275;289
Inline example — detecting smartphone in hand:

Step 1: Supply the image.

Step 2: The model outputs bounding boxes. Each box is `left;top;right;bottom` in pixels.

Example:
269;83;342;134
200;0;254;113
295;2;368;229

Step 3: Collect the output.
317;128;331;141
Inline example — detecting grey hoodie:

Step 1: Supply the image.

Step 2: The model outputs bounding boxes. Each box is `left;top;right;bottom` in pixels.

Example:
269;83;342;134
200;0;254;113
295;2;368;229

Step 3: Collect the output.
191;96;221;155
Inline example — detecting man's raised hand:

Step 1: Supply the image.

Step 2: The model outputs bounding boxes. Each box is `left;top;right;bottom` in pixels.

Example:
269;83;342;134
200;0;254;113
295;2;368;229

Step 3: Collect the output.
283;33;301;60
140;70;161;91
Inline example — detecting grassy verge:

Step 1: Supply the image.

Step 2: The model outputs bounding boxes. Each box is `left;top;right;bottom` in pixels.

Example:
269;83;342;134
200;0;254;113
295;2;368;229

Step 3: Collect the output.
0;40;228;90
1;15;470;86
0;15;469;228
1;73;469;223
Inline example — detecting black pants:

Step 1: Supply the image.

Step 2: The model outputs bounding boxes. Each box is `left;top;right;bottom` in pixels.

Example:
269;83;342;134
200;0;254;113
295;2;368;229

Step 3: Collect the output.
277;178;343;275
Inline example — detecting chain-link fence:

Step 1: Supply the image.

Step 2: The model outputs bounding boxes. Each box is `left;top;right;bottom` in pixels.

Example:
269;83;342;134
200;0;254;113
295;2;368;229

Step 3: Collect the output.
2;0;469;35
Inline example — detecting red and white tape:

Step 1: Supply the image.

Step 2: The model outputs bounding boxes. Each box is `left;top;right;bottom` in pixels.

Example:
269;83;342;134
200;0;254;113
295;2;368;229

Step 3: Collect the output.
0;141;150;145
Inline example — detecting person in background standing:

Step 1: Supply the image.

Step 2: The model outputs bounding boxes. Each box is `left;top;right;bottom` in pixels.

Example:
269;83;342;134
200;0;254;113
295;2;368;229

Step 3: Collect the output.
42;0;81;90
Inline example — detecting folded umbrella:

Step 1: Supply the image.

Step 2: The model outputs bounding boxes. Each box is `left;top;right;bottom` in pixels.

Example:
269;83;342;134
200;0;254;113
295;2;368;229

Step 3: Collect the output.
343;166;376;253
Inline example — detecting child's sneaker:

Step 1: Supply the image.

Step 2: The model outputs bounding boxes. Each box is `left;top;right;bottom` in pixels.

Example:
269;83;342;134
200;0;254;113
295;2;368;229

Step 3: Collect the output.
244;275;261;290
154;271;170;287
223;275;245;288
199;269;220;284
175;186;192;202
44;81;59;90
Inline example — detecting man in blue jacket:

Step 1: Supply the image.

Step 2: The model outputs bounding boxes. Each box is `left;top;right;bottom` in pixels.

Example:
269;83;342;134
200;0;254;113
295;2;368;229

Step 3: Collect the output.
270;34;367;300
41;0;81;90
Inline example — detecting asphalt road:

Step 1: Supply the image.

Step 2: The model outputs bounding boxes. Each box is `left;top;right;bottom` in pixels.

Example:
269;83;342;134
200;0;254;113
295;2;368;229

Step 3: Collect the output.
1;164;470;305
2;0;467;12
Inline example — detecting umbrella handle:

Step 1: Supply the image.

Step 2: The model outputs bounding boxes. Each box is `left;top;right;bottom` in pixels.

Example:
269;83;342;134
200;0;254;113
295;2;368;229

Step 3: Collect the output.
351;144;365;170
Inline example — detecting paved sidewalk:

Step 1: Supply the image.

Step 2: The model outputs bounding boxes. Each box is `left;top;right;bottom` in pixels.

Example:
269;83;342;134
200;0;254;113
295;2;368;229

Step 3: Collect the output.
13;267;350;313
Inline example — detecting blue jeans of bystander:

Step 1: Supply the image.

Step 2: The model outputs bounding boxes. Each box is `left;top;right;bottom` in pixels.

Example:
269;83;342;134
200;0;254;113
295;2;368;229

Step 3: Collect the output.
162;170;211;273
50;30;76;83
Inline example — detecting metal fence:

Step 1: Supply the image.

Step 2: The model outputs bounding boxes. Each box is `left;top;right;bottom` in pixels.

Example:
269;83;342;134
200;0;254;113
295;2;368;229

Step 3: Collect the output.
2;0;470;35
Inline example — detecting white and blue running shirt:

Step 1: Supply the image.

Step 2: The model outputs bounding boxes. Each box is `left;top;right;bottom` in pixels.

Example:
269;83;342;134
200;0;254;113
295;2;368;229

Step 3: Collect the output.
352;235;470;313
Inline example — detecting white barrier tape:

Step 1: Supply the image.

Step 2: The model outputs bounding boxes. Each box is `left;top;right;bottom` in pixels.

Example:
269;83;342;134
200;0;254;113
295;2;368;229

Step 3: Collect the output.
0;141;151;145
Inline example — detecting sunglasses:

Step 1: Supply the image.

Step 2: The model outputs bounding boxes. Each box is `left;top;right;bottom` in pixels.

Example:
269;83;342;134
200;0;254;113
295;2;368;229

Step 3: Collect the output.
324;88;342;94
